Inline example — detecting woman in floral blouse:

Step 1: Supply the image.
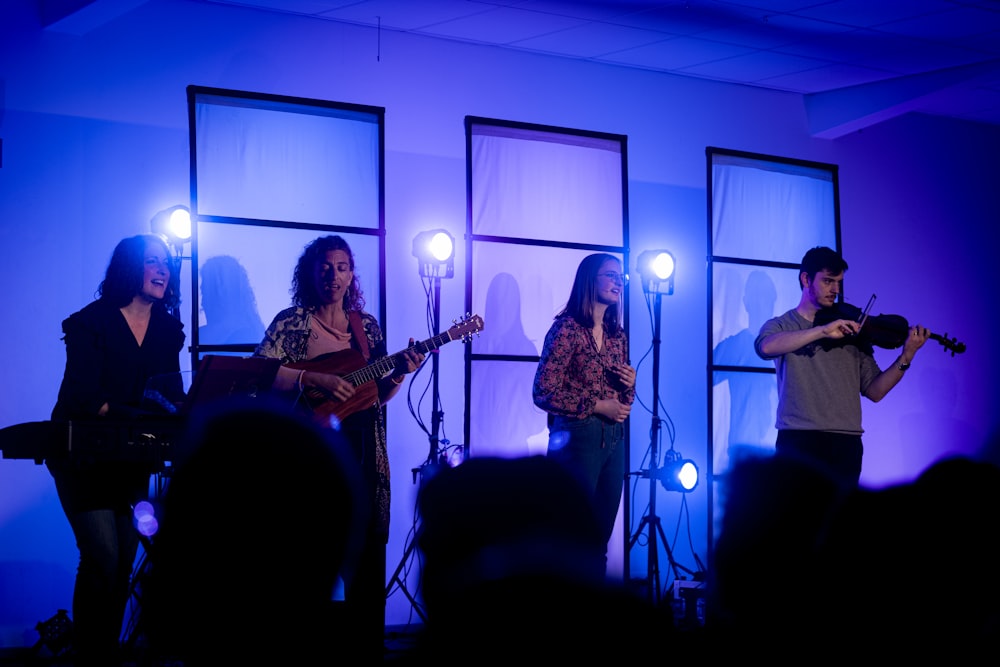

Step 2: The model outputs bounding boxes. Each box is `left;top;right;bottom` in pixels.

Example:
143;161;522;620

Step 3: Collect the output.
533;253;636;556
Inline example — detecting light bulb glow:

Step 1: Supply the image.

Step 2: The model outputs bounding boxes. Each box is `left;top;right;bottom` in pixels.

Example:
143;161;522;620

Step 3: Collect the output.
167;208;192;241
651;252;675;280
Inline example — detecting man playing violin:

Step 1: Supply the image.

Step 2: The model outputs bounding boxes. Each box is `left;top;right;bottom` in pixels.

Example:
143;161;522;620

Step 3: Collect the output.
753;246;930;487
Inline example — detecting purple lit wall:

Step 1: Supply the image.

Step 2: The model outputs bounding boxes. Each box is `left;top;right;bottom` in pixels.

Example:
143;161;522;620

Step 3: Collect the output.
1;0;998;647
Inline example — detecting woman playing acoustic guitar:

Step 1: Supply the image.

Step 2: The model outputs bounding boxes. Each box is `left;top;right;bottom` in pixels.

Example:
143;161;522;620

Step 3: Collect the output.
255;234;424;662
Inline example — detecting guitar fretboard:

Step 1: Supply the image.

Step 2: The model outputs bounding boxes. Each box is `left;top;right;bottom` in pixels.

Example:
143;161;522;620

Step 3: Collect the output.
342;330;456;387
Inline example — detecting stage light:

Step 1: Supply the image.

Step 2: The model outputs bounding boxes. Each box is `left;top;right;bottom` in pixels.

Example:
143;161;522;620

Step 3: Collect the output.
657;449;699;493
412;229;455;278
151;205;192;252
637;249;675;295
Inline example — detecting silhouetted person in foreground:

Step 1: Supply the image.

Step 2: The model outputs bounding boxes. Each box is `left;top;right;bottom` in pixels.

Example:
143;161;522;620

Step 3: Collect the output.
706;453;841;657
140;396;366;665
407;455;680;663
708;452;1000;660
811;455;1000;656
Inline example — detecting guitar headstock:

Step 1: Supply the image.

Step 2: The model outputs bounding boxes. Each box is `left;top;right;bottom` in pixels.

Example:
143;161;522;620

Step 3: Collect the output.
449;313;484;342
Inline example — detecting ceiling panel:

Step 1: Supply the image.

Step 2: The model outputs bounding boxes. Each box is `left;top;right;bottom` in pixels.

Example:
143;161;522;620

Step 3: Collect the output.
48;0;1000;132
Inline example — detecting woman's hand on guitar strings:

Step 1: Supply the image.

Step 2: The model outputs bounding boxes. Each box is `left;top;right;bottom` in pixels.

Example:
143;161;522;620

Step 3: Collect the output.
307;371;356;402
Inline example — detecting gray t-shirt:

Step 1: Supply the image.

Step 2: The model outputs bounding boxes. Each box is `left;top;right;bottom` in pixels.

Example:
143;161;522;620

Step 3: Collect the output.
755;309;880;434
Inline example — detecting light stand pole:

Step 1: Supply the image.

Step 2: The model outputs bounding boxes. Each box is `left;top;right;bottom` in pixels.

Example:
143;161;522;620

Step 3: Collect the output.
385;230;455;621
628;249;694;606
628;291;671;604
383;276;443;623
427;275;444;467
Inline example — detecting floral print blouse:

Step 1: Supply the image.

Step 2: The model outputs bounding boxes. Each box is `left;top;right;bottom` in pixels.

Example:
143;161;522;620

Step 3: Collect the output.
533;315;635;421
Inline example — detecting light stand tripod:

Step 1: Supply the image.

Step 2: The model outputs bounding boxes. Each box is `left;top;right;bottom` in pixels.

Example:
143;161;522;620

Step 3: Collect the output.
385;273;446;622
627;290;695;605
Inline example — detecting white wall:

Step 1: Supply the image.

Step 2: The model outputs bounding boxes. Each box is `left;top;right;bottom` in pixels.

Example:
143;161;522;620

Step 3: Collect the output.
1;0;998;647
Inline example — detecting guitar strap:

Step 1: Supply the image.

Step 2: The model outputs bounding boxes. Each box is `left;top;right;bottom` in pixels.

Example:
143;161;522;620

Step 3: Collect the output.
348;310;370;362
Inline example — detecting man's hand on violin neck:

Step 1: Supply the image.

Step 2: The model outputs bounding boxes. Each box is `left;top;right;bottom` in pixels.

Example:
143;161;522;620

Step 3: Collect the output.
903;325;930;355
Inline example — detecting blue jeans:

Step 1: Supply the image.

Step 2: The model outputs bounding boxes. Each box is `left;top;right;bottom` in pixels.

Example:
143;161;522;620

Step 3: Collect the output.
546;415;625;547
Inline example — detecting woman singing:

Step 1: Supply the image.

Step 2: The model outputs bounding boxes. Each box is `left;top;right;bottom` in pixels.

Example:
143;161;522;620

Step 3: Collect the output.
255;234;423;661
49;233;184;666
533;253;636;562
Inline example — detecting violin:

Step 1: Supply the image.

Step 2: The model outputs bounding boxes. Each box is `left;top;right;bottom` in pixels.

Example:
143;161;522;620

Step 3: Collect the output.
814;294;966;357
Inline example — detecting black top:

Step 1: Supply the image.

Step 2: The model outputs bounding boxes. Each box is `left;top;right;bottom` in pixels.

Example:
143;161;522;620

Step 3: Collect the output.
47;299;184;510
52;299;185;421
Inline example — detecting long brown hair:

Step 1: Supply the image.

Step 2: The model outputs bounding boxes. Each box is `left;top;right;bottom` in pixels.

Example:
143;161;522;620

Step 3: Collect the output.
556;253;623;335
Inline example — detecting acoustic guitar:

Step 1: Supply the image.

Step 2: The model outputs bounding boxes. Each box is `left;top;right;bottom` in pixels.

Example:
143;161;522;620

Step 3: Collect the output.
287;314;484;423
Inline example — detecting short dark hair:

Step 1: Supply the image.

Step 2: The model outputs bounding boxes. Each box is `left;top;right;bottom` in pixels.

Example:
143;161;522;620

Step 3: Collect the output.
799;246;848;287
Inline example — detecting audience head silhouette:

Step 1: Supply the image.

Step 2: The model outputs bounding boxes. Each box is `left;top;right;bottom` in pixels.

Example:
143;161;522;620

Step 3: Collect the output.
814;454;1000;654
412;455;676;661
708;452;1000;659
416;456;606;600
708;453;840;645
141;396;365;664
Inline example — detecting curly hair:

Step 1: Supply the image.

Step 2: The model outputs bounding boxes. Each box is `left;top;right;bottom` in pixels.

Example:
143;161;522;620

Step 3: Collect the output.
556;253;624;335
98;234;181;311
291;235;365;312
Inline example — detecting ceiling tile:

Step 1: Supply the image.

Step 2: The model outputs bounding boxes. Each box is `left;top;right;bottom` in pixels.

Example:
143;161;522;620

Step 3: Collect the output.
597;34;755;70
511;22;672;58
679;49;832;85
187;0;1000;125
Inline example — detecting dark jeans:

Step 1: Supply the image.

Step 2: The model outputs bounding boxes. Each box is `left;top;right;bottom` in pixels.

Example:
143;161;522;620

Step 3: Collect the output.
55;500;138;665
546;415;625;547
775;429;864;489
48;462;147;667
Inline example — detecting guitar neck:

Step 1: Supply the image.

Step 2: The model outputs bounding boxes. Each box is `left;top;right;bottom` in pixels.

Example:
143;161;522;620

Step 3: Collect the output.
342;330;456;387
